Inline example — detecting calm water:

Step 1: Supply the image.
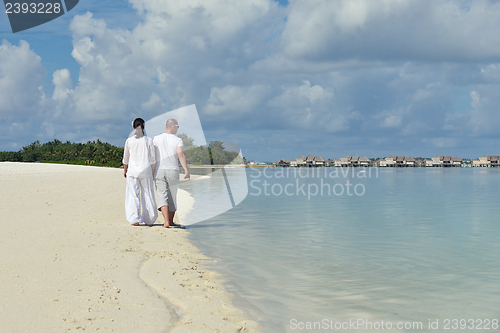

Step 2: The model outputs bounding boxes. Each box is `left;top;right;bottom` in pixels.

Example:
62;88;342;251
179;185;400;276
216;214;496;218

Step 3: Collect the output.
182;168;500;332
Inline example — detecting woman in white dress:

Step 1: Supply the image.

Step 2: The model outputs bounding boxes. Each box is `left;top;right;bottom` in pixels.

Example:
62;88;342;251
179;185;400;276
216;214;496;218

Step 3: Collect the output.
122;118;158;226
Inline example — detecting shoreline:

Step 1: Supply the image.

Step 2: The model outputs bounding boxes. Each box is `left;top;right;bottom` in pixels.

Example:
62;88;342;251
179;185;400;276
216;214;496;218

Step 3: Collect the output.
0;162;260;332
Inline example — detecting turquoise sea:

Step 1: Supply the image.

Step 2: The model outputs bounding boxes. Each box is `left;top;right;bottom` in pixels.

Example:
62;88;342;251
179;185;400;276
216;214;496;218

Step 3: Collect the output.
182;168;500;333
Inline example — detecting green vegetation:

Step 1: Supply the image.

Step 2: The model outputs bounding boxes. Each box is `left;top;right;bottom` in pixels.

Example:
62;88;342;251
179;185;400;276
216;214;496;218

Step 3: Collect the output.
0;139;124;167
177;133;194;149
0;135;243;167
183;145;211;165
179;135;242;165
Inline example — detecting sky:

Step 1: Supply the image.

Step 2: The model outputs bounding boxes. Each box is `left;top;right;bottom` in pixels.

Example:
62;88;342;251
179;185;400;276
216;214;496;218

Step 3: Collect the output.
1;0;500;161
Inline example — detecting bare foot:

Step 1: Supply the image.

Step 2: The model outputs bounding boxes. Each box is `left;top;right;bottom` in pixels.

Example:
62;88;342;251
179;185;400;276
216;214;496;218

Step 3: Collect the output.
162;223;169;228
133;222;140;226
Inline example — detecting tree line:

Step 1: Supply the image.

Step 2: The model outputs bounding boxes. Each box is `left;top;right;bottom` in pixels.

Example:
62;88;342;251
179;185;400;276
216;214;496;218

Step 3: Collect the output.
0;135;243;167
0;139;124;167
177;134;242;165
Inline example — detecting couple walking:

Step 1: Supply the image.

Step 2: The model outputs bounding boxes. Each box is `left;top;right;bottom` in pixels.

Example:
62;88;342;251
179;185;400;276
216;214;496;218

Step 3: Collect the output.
122;118;190;228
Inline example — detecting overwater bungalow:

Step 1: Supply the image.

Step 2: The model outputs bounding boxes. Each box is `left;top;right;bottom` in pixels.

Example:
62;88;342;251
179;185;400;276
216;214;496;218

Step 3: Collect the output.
379;156;396;167
441;156;452;167
451;156;462;167
359;156;371;167
286;155;327;167
274;159;290;167
349;156;359;167
314;156;326;167
405;156;416;167
378;156;416;167
395;156;405;167
472;156;488;167
339;157;349;167
489;156;500;167
305;154;315;167
296;156;307;167
472;155;500;167
329;158;342;167
425;155;443;167
424;155;463;167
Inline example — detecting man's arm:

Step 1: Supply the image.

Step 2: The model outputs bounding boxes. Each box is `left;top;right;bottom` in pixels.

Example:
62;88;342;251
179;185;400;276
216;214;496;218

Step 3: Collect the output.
123;164;128;178
177;146;190;180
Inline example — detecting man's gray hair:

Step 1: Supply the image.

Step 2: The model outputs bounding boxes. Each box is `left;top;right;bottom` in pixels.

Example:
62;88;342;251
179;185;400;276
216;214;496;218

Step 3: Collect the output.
166;118;178;129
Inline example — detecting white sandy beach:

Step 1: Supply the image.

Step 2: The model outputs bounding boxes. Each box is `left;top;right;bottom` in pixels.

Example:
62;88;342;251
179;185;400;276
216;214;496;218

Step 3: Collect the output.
0;162;260;333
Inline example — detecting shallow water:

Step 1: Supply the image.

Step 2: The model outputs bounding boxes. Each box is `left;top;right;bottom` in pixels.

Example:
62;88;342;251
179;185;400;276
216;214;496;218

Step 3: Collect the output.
184;168;500;332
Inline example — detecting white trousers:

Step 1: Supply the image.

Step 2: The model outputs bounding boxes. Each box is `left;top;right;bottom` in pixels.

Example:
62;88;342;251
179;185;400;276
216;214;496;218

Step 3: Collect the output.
125;175;158;225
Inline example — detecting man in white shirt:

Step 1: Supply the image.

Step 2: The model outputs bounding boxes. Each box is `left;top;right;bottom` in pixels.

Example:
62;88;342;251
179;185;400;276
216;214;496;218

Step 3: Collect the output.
154;118;190;228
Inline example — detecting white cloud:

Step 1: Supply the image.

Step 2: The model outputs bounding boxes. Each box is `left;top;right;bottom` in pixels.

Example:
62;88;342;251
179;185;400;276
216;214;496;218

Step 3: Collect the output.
269;80;358;132
0;40;46;116
128;0;276;45
63;13;159;121
141;92;163;111
71;37;95;66
374;108;404;128
204;85;269;115
281;0;500;62
49;1;282;124
52;69;74;102
471;90;481;110
465;88;500;135
421;137;459;148
411;82;443;102
269;80;333;107
0;40;50;150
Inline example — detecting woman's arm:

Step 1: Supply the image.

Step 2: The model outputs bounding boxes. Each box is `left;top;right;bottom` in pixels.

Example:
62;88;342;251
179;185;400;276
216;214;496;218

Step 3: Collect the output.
123;140;129;178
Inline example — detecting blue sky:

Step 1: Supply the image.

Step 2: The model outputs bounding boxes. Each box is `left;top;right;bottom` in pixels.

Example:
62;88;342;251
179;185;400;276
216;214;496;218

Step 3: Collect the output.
1;0;500;161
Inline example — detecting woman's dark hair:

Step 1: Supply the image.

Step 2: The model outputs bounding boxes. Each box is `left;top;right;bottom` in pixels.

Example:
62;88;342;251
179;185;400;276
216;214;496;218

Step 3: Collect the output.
133;118;145;130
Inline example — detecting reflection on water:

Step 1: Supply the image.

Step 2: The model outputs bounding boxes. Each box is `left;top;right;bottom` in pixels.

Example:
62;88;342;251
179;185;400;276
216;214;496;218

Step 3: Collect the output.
187;168;500;332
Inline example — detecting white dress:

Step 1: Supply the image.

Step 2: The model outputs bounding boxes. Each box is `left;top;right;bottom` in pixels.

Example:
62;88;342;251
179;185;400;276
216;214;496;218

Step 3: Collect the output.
123;133;158;225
